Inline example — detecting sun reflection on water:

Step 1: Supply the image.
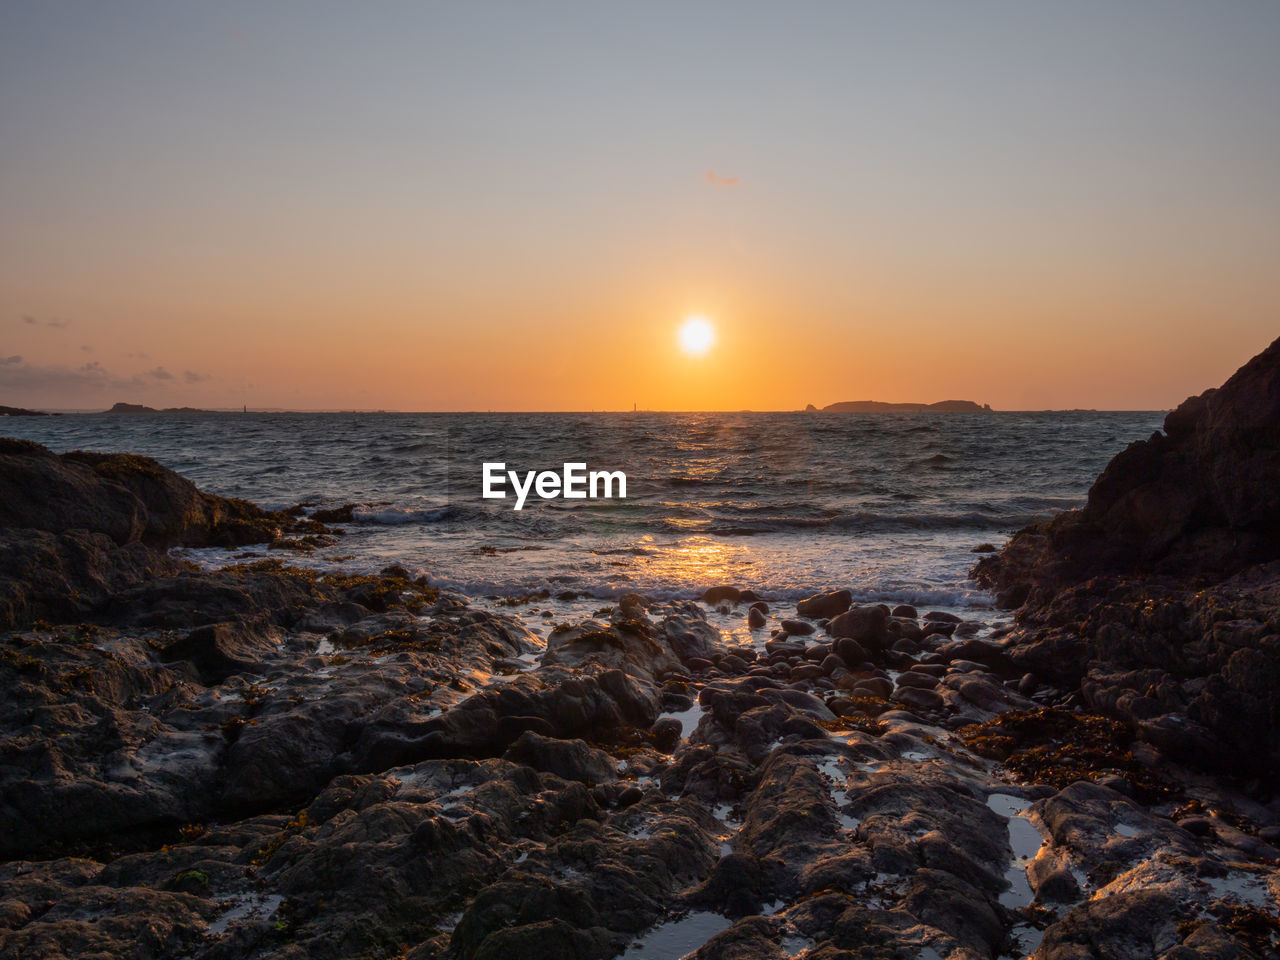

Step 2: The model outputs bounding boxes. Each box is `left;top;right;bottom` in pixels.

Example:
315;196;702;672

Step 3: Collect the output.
640;535;756;587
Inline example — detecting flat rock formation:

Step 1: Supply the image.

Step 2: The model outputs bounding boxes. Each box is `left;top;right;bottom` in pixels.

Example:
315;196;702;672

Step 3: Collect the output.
813;400;992;413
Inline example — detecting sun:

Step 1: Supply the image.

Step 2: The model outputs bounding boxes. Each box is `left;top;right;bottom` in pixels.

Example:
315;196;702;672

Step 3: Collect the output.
679;315;715;356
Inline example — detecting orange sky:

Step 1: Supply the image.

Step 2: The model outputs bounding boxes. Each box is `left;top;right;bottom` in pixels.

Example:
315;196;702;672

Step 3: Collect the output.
2;4;1278;411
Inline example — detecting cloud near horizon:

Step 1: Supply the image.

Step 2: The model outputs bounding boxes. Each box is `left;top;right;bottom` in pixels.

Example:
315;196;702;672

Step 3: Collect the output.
21;315;71;329
0;357;213;404
703;170;740;187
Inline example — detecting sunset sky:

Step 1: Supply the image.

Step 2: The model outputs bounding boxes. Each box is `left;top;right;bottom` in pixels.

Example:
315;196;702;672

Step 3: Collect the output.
2;2;1278;411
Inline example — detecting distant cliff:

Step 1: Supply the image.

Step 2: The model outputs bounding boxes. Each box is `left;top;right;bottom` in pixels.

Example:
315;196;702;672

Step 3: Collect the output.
806;400;992;413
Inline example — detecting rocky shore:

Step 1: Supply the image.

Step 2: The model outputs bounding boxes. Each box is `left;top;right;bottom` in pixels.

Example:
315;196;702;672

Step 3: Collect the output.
2;343;1279;959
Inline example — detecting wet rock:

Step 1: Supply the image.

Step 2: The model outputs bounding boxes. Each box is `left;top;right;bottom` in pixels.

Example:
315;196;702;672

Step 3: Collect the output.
827;606;888;649
663;607;726;664
892;686;944;711
924;611;962;624
780;618;815;636
503;732;615;784
158;620;280;683
891;604;918;618
746;607;766;628
831;637;867;666
702;586;742;605
683;853;786;918
796;590;852;620
543;618;681;681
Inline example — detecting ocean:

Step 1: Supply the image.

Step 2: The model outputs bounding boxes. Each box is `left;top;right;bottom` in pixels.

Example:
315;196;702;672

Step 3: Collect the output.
3;410;1162;628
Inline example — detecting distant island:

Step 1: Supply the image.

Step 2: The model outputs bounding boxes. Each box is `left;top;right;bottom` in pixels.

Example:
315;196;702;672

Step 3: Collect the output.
103;402;224;414
804;400;992;413
0;405;51;417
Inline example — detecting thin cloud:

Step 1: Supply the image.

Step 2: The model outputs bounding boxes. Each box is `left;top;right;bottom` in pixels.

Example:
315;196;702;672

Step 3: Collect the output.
20;314;71;329
183;370;211;383
0;358;130;393
704;170;741;187
1;358;195;394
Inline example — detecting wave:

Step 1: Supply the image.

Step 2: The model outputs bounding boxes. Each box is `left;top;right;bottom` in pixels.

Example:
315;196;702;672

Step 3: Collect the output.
663;510;1045;536
351;504;454;525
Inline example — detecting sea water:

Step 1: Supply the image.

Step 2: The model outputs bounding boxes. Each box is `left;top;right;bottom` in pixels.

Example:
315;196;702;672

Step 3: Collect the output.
2;410;1162;610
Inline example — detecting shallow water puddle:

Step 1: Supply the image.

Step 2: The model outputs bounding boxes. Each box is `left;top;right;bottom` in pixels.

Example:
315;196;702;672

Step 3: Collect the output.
207;893;284;936
780;933;814;956
659;704;706;739
1204;871;1274;909
816;757;847;782
987;793;1044;911
621;910;731;958
838;812;862;832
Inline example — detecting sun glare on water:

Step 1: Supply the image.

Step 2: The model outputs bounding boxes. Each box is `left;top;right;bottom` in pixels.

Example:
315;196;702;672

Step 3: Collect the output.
679;316;715;356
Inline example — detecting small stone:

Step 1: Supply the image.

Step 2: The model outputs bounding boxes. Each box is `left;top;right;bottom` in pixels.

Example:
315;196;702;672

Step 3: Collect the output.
781;618;816;635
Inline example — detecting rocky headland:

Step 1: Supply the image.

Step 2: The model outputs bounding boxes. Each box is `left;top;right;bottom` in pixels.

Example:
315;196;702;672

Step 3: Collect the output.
0;406;50;417
1;343;1279;960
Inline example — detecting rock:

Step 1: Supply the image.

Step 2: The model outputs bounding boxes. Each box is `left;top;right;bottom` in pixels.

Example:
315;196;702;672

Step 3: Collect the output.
891;604;918;618
937;637;1010;669
780;618;815;635
976;335;1280;600
895;672;938;690
702;585;742;605
827;606;889;649
923;611;962;624
819;654;845;676
892;686;944;711
0;440;288;549
747;607;766;628
662;609;725;664
503;732;616;784
832;637;867;665
158;621;280;683
796;589;852;619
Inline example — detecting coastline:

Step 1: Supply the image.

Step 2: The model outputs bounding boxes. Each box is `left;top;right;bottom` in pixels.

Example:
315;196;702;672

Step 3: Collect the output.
0;343;1278;958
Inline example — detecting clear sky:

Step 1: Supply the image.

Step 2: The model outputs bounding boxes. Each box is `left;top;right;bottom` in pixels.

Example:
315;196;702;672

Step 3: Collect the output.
2;1;1278;411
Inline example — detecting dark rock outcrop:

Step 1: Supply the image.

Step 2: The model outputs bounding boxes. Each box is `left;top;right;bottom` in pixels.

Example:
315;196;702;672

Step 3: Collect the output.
975;335;1280;606
0;440;316;629
973;336;1280;778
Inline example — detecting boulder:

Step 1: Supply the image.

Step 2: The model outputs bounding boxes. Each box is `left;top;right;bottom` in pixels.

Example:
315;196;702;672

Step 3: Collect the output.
827;606;889;650
796;589;852;619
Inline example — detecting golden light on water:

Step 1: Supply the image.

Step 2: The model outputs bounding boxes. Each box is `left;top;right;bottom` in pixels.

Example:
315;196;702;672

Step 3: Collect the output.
679;315;715;356
642;535;752;585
